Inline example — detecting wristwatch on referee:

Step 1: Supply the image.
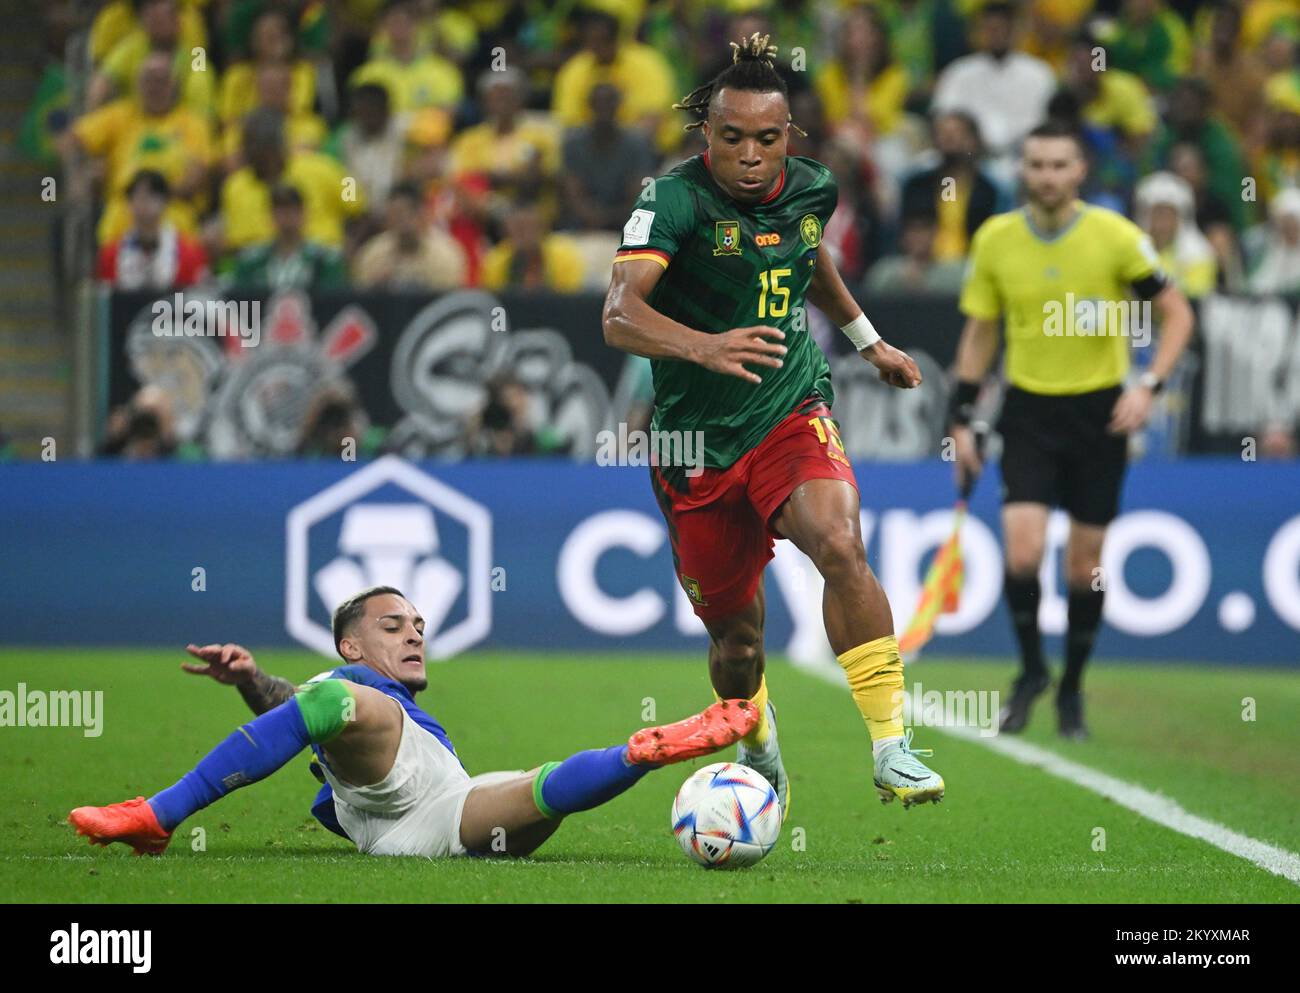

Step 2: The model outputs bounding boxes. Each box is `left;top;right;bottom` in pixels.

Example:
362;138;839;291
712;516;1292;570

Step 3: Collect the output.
1137;371;1165;394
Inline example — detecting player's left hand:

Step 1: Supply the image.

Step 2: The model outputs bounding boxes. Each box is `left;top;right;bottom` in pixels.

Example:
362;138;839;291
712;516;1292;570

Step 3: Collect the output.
861;341;922;388
1108;386;1154;435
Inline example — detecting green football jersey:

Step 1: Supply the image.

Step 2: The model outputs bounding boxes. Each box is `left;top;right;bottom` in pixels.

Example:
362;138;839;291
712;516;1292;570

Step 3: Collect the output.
614;152;839;469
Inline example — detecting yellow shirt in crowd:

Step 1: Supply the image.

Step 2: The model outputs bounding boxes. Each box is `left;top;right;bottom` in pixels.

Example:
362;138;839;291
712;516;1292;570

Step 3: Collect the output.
221;152;367;251
73;98;214;243
350;55;464;112
481;235;585;293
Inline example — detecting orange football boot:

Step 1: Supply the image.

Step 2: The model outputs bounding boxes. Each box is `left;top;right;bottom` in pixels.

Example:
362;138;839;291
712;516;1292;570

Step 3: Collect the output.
68;796;172;856
627;699;758;766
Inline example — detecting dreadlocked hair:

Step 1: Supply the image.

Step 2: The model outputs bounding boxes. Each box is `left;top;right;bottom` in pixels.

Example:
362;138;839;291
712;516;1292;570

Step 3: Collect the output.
672;32;808;137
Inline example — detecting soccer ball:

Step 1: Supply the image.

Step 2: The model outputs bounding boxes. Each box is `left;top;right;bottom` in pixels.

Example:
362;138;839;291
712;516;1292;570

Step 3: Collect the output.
671;762;782;868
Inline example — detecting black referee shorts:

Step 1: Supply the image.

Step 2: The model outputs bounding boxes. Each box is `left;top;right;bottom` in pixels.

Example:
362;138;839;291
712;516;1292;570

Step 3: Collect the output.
996;385;1128;526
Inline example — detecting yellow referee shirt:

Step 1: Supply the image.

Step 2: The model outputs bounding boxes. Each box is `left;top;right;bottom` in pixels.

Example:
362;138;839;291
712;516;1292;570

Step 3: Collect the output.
959;202;1164;395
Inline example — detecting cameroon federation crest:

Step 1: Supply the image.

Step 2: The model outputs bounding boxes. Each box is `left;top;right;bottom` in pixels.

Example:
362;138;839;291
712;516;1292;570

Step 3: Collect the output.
681;575;709;606
799;213;823;249
713;220;742;256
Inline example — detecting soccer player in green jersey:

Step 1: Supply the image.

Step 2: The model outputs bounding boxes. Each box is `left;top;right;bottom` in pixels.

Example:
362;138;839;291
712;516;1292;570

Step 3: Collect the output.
602;34;946;814
949;121;1194;739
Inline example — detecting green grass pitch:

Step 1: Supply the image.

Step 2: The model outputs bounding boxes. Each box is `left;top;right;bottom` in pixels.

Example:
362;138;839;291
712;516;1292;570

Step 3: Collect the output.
1;649;1297;903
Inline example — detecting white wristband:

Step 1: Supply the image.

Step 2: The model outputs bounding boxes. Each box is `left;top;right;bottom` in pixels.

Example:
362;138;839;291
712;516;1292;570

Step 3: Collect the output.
839;313;881;351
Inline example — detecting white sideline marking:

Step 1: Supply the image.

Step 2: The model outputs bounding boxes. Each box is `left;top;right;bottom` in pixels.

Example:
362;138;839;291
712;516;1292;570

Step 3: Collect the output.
796;663;1300;886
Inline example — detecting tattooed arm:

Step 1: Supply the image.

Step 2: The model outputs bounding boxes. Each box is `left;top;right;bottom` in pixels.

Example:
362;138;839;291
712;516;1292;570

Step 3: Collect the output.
181;643;297;715
235;668;298;715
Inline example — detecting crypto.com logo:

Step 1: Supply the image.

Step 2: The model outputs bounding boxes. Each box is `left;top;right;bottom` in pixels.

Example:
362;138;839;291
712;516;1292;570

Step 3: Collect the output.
285;456;492;659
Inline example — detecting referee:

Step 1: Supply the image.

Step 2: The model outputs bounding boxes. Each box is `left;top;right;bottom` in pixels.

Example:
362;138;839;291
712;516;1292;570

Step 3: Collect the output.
949;121;1194;739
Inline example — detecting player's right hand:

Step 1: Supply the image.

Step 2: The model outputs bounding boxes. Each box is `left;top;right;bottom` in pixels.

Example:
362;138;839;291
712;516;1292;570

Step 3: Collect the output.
951;425;983;490
701;325;787;384
181;643;257;685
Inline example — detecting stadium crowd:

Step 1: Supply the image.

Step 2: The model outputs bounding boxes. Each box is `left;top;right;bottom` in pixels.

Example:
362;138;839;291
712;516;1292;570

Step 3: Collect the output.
25;0;1300;297
17;0;1300;459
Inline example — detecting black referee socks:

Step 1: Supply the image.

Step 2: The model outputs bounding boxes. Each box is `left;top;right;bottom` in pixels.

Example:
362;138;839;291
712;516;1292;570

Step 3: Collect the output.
1004;572;1047;679
1062;587;1105;695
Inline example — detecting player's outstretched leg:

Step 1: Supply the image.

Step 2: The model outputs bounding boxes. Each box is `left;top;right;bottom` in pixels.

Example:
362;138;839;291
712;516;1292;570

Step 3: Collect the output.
68;679;396;855
999;504;1053;734
457;698;759;857
701;591;791;821
773;477;945;808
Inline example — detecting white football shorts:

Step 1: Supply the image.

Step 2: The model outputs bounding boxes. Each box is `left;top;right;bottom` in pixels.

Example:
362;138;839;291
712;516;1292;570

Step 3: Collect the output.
320;706;521;858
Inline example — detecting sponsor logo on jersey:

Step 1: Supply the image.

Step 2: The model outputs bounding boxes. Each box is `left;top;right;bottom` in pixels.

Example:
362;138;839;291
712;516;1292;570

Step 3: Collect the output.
799;213;823;249
713;220;742;256
755;232;781;247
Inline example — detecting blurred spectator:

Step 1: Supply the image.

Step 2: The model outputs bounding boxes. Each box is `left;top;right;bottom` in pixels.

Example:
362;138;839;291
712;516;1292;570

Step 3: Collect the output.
1256;14;1300;78
560;83;656;233
815;6;910;139
218;7;317;128
1239;2;1300;52
64;51;213;246
1133;171;1217;297
1258;422;1298;458
100;385;185;460
349;0;463;113
88;0;214;115
220;109;366;255
353;181;466;290
97;170;209;289
330;83;415;224
366;0;479;67
448;68;560;223
1058;31;1157;154
18;12;75;168
223;60;328;170
463;374;564;457
480;201;584;293
1254;101;1300;205
1192;0;1268;143
641;0;709;97
1245;188;1300;294
1021;0;1094;72
1043;88;1132;209
819;134;885;284
551;10;676;151
297;382;383;458
1168;139;1242;288
786;87;830;159
222;0;332;63
228;183;349;289
864;215;965;295
931;2;1057;169
1099;0;1192;92
874;0;968;98
89;0;207;66
900;111;1001;262
1145;77;1251;230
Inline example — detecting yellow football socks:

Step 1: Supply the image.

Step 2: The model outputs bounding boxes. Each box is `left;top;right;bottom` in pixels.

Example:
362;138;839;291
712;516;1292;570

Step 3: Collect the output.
836;634;905;742
713;673;771;748
742;674;771;748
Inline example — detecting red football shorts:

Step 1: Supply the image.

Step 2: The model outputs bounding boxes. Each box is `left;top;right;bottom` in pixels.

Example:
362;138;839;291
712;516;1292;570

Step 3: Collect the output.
650;401;859;621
